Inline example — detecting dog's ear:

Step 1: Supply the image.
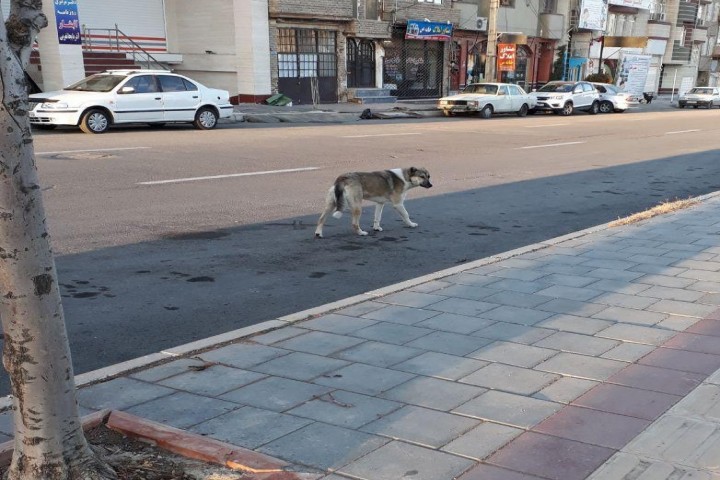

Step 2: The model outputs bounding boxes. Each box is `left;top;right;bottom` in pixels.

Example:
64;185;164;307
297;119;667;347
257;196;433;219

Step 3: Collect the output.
409;167;417;175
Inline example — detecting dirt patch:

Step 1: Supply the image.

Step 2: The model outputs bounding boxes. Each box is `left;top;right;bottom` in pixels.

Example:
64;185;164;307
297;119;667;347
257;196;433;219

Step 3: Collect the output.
609;197;700;227
87;424;245;480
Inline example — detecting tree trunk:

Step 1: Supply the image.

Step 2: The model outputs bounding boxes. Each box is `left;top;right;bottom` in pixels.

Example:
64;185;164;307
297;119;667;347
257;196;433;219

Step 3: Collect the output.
0;2;116;479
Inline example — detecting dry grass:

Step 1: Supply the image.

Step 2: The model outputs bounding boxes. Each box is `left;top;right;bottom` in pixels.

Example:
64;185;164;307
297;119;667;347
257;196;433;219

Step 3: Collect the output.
610;197;700;227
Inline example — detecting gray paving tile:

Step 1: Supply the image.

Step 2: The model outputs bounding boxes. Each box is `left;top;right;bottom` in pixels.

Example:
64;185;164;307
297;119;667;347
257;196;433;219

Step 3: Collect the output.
197;342;290;368
252;352;350;381
536;352;627;381
597;323;676;345
647;299;718;318
381;376;487;411
483;278;552;294
601;342;655;362
533;377;598;404
688;281;720;293
361;305;440;325
679;269;720;283
259;422;389;471
289;390;401;428
444;272;500;287
488;268;548;281
468;341;558;368
298;313;378;334
537;263;595;276
416;312;495;334
479;305;553;326
409;280;453;293
657;315;702;331
191;406;312;449
361;405;479;448
334;301;387;317
219;376;332;412
536;314;614;335
534;285;603;302
442;421;522;461
481;291;555;309
405;331;493;356
393;352;488;380
699;293;720;306
426;297;500;317
585;279;652;295
670;383;720;421
77;377;175;410
585;268;645;281
592;306;667;326
473;322;555;344
340;440;473;480
581;259;638;270
130;358;207;383
460;363;559;395
251;326;308;345
672;259;720;271
126;391;240;429
535;332;619;356
352;322;434;345
158;364;266;396
454;390;562;428
314;363;415;396
332;340;423;367
542;273;598;288
588;452;718;480
536;298;608;317
635;274;697;288
591;292;660;309
436;284;497;301
275;331;365;356
628;254;677;266
378;291;447;308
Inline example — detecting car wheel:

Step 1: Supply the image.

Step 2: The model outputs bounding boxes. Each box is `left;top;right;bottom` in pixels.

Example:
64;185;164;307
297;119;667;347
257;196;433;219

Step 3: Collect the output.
614;109;626;113
560;102;574;116
527;108;537;115
517;104;529;117
479;104;493;119
79;109;110;134
193;107;219;130
678;103;685;108
693;105;699;109
33;124;57;130
588;101;599;115
707;103;713;109
599;101;613;114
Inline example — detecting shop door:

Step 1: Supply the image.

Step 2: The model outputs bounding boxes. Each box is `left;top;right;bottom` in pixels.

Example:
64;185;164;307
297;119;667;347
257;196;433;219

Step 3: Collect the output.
383;30;444;99
347;39;376;88
277;29;338;104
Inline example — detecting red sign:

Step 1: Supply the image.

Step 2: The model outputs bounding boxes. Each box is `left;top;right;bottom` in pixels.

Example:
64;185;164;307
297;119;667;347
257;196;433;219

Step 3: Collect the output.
497;44;516;72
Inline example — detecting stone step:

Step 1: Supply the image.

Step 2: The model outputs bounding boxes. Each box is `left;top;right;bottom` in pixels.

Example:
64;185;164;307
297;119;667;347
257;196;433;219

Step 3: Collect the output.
349;96;397;104
352;88;393;97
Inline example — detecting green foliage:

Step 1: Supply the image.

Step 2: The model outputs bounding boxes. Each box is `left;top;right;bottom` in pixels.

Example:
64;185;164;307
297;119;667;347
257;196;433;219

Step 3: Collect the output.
584;73;613;83
550;45;566;81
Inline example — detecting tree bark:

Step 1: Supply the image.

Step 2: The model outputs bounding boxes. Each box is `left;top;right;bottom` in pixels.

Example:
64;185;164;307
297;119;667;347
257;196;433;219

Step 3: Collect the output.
0;2;116;479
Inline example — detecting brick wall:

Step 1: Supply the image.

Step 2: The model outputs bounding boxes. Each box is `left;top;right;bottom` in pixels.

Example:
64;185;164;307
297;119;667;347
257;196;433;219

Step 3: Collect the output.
391;0;461;24
270;0;354;18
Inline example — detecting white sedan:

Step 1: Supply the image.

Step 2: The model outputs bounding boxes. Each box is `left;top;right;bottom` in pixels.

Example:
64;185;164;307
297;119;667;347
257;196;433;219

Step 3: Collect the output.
29;69;234;133
437;83;537;119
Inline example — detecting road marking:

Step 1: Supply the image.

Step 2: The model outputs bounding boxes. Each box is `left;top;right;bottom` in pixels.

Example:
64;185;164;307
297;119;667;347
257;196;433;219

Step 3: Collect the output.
137;167;320;186
516;141;586;150
524;123;568;128
341;133;422;138
665;129;701;135
37;147;151;155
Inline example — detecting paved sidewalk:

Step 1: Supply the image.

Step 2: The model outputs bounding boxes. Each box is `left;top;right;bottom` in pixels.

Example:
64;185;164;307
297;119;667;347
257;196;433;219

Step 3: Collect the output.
3;190;720;479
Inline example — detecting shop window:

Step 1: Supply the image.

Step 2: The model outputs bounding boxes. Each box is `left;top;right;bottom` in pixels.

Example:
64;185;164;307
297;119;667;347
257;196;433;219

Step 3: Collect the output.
365;0;380;20
277;28;336;79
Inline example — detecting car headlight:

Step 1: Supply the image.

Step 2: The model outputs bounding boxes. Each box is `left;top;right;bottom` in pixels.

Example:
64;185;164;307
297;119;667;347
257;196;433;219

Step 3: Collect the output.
551;95;564;100
439;100;448;105
40;102;69;109
467;101;479;107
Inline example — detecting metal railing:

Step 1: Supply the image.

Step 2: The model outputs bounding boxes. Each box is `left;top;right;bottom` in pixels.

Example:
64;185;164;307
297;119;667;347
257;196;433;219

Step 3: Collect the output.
82;24;169;71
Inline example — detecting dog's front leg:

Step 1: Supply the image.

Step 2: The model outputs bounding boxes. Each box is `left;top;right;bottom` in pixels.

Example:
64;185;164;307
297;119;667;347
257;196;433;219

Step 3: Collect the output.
373;203;385;231
393;202;418;228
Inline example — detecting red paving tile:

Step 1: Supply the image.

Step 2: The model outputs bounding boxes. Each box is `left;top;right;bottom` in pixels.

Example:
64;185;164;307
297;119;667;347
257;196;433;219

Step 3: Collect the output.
662;332;720;355
572;383;680;421
533;406;649;449
458;463;546;479
685;318;720;337
638;347;720;375
608;364;705;396
487;431;615;480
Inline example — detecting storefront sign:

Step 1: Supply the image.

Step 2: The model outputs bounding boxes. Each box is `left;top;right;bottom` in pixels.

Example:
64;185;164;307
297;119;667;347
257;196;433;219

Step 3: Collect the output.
608;0;653;9
603;36;648;48
497;44;516;72
616;53;651;97
405;20;453;41
578;0;608;31
54;0;81;44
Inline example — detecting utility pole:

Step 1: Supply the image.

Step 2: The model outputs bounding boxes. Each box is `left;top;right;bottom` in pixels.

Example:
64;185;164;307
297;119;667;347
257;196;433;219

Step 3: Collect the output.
485;0;499;82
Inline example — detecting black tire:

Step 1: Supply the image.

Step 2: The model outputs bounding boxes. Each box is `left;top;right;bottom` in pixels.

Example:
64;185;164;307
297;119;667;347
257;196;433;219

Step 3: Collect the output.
707;103;713;109
148;123;167;128
479;104;493;119
79;109;110;134
693;105;699;109
588;101;599;115
193;107;219;130
527;108;537;115
517;104;529;117
560;102;574;116
599;101;613;114
678;104;685;108
33;124;57;130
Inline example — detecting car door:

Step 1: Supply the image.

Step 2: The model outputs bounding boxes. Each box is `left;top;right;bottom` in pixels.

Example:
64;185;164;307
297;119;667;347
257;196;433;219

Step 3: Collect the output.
508;85;524;111
158;75;201;122
495;85;511;112
113;75;164;123
714;89;720;107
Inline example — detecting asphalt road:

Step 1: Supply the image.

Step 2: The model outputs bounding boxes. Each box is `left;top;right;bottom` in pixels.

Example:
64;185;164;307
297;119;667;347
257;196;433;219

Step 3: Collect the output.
2;106;720;395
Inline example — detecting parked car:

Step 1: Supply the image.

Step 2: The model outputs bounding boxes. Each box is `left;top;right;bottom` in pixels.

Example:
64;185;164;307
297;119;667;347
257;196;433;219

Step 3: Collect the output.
591;83;632;113
29;70;234;133
678;87;720;109
437;83;537;119
529;81;600;116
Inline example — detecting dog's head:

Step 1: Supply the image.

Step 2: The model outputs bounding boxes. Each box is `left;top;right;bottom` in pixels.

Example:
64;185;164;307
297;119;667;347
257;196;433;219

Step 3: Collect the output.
408;167;433;189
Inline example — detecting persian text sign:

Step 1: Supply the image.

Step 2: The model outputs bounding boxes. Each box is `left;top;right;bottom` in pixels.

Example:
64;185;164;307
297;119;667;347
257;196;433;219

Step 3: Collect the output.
608;0;653;9
55;0;81;44
405;20;453;41
578;0;608;31
497;44;516;72
616;53;651;97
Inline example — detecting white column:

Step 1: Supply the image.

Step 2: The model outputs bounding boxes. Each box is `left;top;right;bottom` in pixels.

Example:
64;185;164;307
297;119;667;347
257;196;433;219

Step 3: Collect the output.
234;0;271;100
36;1;85;91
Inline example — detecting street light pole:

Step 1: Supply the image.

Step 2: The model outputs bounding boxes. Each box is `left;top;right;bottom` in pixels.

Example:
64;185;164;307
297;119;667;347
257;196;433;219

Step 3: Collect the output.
485;0;499;82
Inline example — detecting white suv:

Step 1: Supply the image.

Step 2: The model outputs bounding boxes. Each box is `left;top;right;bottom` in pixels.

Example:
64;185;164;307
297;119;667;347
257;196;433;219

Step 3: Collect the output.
29;70;234;133
529;81;600;116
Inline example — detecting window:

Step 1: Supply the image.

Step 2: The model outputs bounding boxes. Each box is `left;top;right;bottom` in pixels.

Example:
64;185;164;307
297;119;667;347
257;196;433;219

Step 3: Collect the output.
509;85;523;95
365;0;379;20
498;85;509;95
124;75;158;93
158;75;187;92
277;28;336;79
541;0;557;13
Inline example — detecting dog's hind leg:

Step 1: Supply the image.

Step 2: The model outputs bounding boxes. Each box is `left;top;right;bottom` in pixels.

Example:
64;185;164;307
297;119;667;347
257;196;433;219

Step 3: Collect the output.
373;203;385;231
315;189;336;238
392;202;418;228
351;206;368;236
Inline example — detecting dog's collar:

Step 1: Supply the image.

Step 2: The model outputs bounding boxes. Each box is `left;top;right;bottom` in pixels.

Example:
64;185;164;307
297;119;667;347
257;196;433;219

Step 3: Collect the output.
389;168;408;187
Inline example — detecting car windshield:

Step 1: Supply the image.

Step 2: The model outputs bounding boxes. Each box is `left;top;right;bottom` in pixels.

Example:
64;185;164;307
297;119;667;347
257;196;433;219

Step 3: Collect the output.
65;74;126;92
688;88;713;95
463;84;498;94
538;83;573;93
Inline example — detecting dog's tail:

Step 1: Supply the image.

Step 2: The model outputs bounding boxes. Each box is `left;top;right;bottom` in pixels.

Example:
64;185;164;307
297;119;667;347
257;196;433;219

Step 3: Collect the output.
332;181;345;218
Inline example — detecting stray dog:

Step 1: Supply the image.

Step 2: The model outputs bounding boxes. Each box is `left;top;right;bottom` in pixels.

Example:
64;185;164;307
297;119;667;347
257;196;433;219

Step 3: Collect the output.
315;167;432;238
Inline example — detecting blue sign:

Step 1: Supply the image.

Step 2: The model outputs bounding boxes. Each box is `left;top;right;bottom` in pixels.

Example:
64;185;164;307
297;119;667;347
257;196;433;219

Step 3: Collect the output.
405;20;453;42
54;0;81;45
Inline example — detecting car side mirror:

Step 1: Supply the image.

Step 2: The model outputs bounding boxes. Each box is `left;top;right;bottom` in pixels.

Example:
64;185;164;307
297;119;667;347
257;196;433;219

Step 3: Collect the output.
119;86;135;94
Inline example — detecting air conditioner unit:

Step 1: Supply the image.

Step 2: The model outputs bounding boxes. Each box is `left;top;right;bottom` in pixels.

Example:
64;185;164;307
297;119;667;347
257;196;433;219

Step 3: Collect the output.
476;17;488;31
